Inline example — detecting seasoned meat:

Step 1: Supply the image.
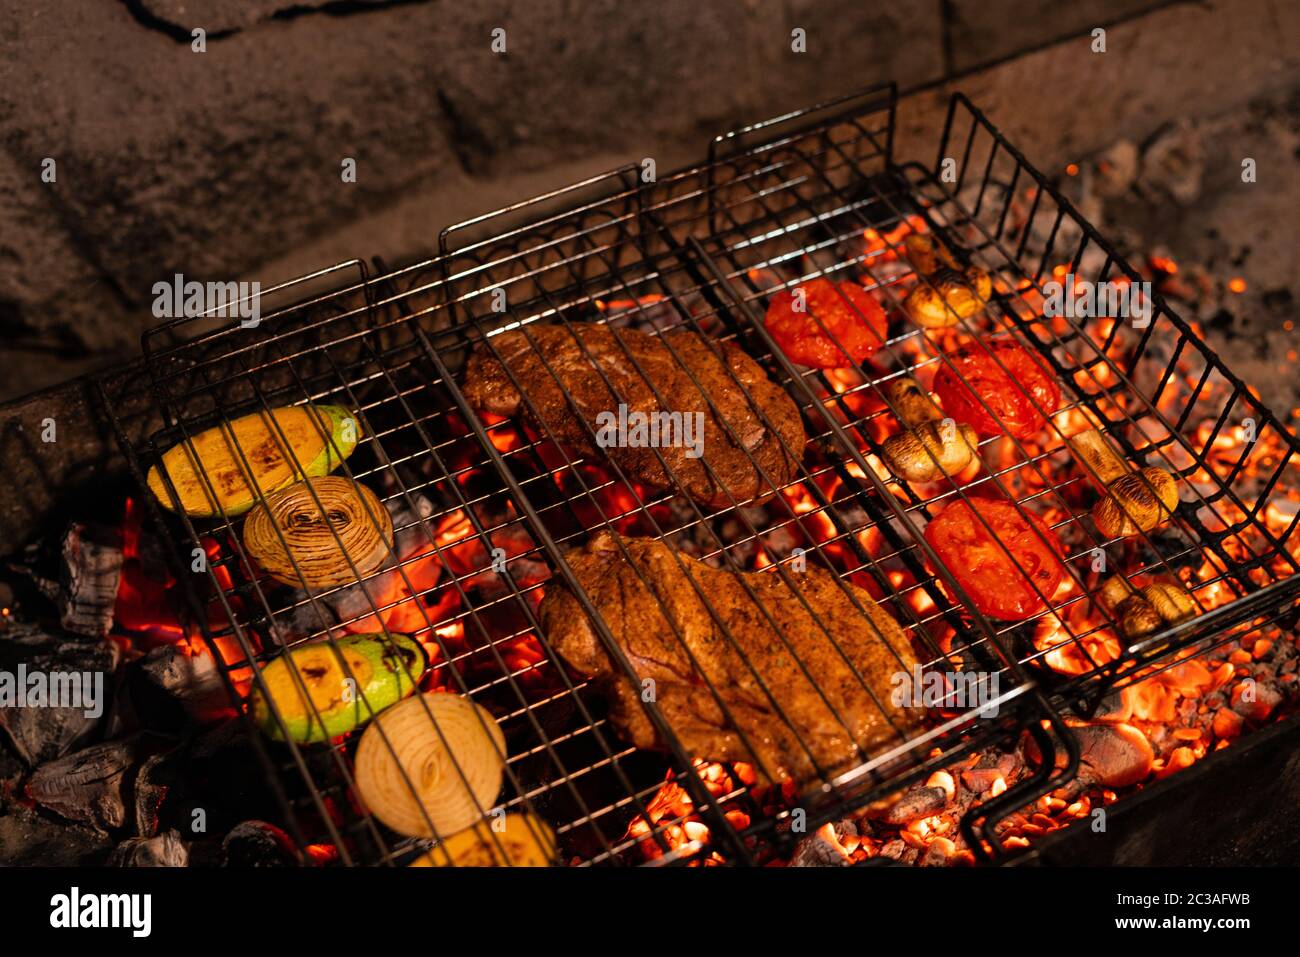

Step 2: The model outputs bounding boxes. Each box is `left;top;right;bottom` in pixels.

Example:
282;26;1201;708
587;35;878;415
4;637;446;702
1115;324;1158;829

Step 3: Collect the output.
539;531;919;787
461;323;806;508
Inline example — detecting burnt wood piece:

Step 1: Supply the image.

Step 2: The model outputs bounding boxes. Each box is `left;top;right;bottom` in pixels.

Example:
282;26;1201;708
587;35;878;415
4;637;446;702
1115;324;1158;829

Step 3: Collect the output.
133;751;171;837
1090;689;1134;723
961;751;1021;793
25;736;141;830
0;621;117;766
462;324;807;509
920;837;959;866
59;521;123;637
791;822;856;867
1027;722;1155;791
221;820;301;866
140;643;229;725
125;723;283;846
539;531;918;787
867;784;950;824
107;829;188;867
1074;723;1155;788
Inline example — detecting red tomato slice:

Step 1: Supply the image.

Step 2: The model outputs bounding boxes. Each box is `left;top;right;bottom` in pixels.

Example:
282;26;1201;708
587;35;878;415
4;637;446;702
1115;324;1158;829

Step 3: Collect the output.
932;337;1061;440
764;278;888;368
924;497;1065;621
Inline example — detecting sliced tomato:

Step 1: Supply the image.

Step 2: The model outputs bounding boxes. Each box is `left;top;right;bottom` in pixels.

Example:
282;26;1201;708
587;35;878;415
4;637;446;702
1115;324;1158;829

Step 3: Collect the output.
924;496;1064;621
764;278;888;368
932;337;1061;440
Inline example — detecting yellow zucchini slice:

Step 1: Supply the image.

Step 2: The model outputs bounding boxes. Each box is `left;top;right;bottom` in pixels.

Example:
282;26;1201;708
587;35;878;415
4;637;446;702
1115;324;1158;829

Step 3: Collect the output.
410;812;557;867
147;404;358;517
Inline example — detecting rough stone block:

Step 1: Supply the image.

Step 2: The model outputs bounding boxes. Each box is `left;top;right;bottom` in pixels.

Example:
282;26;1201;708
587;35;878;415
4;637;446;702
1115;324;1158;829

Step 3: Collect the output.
946;0;1169;73
0;0;943;359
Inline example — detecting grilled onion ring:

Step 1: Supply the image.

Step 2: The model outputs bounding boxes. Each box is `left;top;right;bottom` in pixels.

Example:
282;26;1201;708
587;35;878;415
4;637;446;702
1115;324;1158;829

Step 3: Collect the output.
410;812;556;867
243;476;392;588
355;693;506;838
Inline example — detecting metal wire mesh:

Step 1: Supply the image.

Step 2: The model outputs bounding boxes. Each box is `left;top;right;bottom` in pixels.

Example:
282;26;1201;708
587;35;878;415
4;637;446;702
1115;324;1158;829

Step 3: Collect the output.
105;83;1300;866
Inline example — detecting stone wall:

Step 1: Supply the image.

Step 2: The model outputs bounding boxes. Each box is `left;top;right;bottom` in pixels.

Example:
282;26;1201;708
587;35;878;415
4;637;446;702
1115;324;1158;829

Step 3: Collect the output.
2;0;1292;399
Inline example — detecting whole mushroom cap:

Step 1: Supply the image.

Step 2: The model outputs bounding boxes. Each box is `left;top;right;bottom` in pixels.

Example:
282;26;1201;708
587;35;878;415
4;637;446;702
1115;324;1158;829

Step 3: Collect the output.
1118;596;1164;638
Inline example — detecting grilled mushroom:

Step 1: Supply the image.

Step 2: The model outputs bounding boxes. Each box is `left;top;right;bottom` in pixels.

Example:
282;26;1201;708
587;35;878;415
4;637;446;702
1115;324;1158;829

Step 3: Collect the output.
1116;595;1165;638
1142;580;1198;624
1067;429;1179;538
1097;574;1138;611
1098;575;1198;639
880;378;979;482
902;234;993;329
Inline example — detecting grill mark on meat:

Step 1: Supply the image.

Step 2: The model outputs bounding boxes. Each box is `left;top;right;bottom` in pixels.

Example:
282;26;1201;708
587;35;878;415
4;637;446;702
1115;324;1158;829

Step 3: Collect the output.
539;532;920;787
461;323;806;508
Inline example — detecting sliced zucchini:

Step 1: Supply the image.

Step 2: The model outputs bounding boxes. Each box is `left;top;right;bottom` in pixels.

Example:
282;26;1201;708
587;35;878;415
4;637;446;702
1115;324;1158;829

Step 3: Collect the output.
147;404;358;518
250;632;425;743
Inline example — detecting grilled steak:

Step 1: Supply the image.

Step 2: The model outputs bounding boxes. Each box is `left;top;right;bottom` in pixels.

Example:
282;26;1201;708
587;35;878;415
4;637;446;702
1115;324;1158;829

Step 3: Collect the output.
539;531;919;786
461;323;806;508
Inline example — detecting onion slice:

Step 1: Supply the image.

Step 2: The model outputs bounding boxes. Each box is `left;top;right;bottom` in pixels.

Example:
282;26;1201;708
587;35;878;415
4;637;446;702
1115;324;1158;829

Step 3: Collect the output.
242;475;392;588
355;693;505;838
